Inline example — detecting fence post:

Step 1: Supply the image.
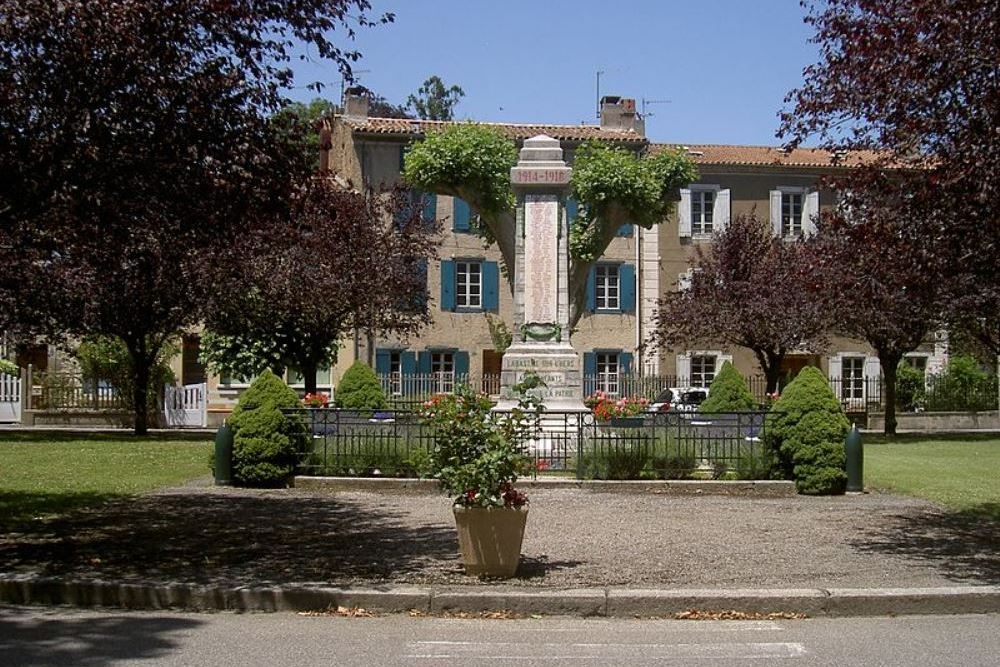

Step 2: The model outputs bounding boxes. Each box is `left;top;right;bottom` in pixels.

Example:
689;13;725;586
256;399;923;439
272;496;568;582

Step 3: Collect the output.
845;423;863;493
576;413;584;480
24;364;32;412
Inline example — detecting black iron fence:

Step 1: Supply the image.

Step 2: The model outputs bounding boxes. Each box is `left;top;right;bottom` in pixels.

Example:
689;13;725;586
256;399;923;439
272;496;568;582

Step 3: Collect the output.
285;408;772;481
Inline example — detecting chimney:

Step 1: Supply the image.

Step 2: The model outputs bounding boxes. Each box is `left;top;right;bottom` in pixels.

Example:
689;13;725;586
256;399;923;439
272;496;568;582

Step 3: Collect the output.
343;86;369;120
599;95;644;136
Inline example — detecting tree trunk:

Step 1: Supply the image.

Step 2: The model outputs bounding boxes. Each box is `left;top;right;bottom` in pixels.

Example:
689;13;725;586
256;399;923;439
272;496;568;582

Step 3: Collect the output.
127;337;152;437
879;351;903;436
753;349;785;395
303;361;318;396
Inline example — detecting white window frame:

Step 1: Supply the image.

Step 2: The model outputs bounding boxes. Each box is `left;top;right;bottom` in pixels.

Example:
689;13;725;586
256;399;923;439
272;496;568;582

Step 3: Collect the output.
595;264;620;311
596;352;621;396
841;356;865;403
690;186;716;236
690;354;717;388
455;260;482;309
781;188;806;237
388;351;403;396
431;351;455;393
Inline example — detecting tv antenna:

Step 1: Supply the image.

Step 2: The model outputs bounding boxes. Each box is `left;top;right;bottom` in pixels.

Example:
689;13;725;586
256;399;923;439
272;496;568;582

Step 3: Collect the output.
641;97;672;117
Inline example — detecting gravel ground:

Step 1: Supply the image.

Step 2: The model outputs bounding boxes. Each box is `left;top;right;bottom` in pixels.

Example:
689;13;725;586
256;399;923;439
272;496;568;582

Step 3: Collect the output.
2;484;998;590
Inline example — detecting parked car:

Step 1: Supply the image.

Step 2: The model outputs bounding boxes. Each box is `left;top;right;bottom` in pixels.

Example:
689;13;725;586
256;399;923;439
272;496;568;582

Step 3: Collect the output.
647;387;709;413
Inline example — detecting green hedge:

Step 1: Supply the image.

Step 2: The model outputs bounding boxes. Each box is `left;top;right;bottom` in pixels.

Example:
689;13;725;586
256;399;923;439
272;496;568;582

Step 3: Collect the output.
228;370;306;487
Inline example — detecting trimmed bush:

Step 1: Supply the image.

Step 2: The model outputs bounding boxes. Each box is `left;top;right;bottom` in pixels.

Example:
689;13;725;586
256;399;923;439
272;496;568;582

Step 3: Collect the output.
895;362;925;411
335;361;387;411
699;361;756;413
228;370;306;487
766;366;849;495
581;445;649;480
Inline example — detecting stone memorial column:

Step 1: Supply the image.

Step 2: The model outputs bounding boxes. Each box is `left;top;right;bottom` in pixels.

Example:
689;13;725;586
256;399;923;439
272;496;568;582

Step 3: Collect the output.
497;135;587;412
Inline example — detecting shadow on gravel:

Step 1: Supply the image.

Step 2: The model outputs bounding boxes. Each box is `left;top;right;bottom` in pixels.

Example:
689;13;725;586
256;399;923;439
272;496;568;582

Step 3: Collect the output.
0;607;203;666
517;555;586;579
851;506;1000;585
0;492;457;586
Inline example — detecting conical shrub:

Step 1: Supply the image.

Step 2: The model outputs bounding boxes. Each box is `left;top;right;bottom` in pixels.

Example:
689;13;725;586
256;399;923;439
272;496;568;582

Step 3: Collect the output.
335;361;387;411
228;369;306;487
699;361;756;412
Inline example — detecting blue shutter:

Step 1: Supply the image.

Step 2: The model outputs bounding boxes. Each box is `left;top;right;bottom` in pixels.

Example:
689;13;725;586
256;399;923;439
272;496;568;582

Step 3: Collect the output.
401;351;416;377
440;260;456;311
616;223;634;237
453;198;471;233
417;351;432;374
454;351;470;378
482;261;499;312
566;197;579;229
620;352;633;374
583;352;597;395
619;263;636;313
586;266;596;312
422;192;437;225
375;349;391;376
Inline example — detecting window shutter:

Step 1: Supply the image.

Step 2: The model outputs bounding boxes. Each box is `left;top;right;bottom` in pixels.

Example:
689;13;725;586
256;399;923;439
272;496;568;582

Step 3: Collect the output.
770;190;783;236
714;189;731;232
828;355;842;382
863;356;881;404
401;351;416;377
676;353;691;385
678;189;692;237
422;192;437;225
619;352;633;374
482;261;499;312
452;197;471;233
583;352;597;395
375;349;391;376
803;190;820;236
417;351;432;375
566;197;578;230
454;350;470;378
619;264;636;313
616;223;633;237
586;266;597;312
440;260;456;311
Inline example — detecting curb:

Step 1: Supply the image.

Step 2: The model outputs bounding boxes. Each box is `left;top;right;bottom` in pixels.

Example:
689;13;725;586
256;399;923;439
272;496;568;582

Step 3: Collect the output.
2;576;998;617
293;477;798;497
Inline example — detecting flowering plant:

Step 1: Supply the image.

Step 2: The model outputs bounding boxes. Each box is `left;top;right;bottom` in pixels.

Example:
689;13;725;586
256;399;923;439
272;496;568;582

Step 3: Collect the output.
418;377;541;509
585;391;648;421
302;392;329;408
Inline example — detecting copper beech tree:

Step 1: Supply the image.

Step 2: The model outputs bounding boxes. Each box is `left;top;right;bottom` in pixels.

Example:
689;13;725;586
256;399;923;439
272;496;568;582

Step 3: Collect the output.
204;182;440;396
0;0;391;434
652;213;833;395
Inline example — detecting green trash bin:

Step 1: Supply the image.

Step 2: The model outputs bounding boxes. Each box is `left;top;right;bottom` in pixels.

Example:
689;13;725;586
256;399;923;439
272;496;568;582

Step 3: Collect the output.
214;422;233;486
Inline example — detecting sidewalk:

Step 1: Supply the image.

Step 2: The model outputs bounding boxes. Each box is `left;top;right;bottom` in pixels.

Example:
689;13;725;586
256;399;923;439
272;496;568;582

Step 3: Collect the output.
2;484;998;616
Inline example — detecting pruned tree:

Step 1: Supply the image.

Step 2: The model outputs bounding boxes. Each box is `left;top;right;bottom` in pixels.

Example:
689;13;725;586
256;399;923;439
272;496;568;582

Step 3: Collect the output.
0;0;391;434
402;125;698;329
406;75;465;121
204;181;440;394
652;213;832;394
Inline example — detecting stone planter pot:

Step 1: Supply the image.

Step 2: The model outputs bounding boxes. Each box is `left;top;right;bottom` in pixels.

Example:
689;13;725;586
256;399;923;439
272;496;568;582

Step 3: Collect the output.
453;506;528;578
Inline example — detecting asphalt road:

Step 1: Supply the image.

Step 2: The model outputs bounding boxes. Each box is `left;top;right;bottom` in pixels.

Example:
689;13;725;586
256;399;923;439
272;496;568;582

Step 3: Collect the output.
2;606;998;666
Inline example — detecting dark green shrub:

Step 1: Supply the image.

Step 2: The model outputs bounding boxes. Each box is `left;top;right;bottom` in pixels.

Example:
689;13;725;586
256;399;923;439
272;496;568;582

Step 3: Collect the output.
651;452;698;479
766;366;849;495
699;361;756;413
228;370;306;487
734;448;771;480
925;355;997;411
335;361;387;411
895;362;925;412
582;445;650;480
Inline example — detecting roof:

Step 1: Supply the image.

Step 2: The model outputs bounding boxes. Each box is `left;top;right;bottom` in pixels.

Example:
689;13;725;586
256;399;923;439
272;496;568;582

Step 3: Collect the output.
651;143;885;168
338;115;647;144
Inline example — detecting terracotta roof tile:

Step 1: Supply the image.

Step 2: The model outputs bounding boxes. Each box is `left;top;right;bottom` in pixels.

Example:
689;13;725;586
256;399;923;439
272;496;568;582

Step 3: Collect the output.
340;115;646;143
651;143;885;168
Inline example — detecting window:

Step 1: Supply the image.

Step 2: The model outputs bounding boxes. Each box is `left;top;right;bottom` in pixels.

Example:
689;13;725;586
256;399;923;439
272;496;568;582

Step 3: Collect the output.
596;352;620;395
782;191;804;237
690;355;717;388
456;260;482;309
431;351;455;393
388;351;402;396
691;189;715;235
904;355;928;375
841;357;864;401
595;265;620;310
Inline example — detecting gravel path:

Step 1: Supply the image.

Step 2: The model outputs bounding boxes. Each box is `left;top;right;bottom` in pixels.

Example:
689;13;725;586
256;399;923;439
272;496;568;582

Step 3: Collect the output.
3;485;998;590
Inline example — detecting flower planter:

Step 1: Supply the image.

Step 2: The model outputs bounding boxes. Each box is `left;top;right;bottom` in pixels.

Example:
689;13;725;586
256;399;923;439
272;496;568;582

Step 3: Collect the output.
610;416;645;428
453;506;528;578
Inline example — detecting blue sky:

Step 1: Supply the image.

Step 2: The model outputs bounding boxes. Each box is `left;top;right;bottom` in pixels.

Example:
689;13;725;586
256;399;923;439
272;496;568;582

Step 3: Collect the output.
288;1;819;146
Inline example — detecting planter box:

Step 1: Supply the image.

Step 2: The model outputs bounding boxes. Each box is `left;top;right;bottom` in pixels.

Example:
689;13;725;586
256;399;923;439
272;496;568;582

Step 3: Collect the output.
453;506;528;578
609;416;645;428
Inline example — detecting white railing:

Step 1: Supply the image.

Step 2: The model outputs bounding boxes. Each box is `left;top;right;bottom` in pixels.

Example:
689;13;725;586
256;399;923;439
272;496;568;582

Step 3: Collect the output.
0;372;21;422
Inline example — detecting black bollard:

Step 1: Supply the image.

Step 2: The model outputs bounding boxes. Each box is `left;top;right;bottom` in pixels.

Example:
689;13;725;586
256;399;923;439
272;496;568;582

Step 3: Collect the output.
845;423;863;493
214;422;233;486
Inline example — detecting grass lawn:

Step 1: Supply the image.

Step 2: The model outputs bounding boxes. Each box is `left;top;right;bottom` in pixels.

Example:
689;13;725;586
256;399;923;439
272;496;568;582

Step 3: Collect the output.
865;437;1000;519
0;434;212;529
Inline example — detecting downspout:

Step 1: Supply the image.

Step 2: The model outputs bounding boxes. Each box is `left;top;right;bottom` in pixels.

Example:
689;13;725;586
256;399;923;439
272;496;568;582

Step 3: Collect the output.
635;227;642;376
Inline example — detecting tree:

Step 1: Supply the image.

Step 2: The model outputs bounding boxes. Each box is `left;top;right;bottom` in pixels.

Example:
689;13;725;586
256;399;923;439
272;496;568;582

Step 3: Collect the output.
652;213;832;394
810;175;947;435
403;126;698;329
0;1;391;434
406;75;465;121
205;181;439;395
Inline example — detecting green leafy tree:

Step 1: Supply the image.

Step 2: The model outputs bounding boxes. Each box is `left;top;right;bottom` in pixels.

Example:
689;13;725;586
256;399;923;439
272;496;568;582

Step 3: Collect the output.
76;336;176;419
407;75;465;121
699;362;756;413
335;361;387;411
0;359;17;375
228;370;307;487
766;367;850;495
403;126;697;328
894;362;925;412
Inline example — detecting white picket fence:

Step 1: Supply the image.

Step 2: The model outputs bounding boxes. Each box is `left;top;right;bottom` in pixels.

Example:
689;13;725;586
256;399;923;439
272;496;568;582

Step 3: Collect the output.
163;383;207;428
0;373;21;423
